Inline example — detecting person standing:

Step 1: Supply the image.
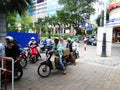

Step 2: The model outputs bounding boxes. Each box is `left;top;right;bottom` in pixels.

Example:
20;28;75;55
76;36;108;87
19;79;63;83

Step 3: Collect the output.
0;38;5;57
46;36;52;47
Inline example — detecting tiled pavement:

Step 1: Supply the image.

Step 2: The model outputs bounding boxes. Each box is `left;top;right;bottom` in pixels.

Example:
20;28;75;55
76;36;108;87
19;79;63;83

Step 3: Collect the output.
6;56;120;90
6;43;120;90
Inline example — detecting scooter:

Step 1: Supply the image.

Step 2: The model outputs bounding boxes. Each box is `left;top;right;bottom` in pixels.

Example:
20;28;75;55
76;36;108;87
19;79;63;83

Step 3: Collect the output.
1;59;23;81
44;45;53;57
18;51;28;68
73;49;79;59
29;44;39;63
37;50;67;77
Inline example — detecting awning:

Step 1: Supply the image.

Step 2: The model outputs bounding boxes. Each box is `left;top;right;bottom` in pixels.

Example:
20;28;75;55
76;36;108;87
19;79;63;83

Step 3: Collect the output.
108;2;120;11
115;27;120;31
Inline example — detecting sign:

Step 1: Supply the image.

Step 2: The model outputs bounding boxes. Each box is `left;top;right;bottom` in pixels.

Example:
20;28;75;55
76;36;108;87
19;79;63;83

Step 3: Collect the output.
87;25;93;31
81;21;86;27
106;17;120;23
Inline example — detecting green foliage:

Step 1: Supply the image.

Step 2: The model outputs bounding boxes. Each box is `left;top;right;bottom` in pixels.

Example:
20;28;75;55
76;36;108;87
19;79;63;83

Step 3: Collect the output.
0;0;32;16
7;12;33;32
36;16;60;34
57;0;96;34
96;10;109;26
40;34;71;40
7;13;17;32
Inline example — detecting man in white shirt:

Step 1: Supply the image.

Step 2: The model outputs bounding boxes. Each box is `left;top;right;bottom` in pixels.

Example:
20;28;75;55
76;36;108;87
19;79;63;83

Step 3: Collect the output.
0;38;5;56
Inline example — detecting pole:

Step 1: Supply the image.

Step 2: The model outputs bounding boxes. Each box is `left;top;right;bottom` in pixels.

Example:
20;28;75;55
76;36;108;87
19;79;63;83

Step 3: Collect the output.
84;28;87;56
101;1;106;57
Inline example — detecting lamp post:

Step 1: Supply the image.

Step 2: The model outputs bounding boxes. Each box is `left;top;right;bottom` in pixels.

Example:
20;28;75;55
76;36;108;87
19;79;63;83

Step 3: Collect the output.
101;1;107;57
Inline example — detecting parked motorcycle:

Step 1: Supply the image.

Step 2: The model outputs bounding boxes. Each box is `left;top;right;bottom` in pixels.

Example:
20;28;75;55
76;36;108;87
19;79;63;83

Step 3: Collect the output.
37;50;67;77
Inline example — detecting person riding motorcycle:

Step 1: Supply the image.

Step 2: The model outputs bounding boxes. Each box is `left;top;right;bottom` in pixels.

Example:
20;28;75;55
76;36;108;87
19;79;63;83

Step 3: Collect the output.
66;38;76;65
53;37;66;75
28;37;37;47
28;37;41;59
5;36;20;61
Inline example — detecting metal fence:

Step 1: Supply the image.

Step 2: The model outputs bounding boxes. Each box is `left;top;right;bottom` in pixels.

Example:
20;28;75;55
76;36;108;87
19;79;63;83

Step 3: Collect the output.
0;56;14;90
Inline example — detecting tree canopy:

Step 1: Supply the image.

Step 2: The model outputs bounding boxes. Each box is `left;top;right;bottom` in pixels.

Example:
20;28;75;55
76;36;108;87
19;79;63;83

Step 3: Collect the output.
57;0;96;29
0;0;32;16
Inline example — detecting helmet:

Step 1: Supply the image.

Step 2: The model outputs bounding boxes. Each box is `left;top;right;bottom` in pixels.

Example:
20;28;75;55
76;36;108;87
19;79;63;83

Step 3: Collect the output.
31;37;35;40
54;37;59;40
5;36;14;42
67;38;71;41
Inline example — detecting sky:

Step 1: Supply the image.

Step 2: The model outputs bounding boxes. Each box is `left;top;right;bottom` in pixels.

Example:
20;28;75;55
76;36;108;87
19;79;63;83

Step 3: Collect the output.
90;0;110;23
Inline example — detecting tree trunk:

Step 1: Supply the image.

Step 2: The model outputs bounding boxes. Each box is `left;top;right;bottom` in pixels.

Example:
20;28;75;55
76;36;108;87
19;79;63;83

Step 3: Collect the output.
0;13;7;43
70;25;74;36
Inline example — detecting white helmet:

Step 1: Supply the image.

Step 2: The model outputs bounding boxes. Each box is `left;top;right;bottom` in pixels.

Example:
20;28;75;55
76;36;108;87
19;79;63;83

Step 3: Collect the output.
31;37;35;40
67;38;71;41
5;36;14;41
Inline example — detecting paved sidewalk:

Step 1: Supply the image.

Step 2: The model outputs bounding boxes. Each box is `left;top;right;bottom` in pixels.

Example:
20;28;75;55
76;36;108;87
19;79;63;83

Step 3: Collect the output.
77;43;120;66
6;43;120;90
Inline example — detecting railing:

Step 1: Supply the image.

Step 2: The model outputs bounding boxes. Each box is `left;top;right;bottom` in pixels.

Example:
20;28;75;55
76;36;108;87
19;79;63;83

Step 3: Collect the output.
0;56;14;90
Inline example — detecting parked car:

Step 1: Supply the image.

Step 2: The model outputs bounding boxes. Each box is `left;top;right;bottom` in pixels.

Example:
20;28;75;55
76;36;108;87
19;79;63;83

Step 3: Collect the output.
86;36;97;46
91;38;97;46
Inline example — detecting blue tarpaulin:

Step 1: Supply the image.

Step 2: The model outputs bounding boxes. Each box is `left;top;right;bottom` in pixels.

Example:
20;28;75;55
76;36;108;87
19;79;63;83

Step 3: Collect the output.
7;32;39;48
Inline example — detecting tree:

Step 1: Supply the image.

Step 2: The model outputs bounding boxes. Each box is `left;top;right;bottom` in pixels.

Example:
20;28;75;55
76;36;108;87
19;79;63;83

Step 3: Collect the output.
0;0;32;42
21;14;33;32
57;0;96;35
7;13;17;32
36;16;59;35
96;10;109;27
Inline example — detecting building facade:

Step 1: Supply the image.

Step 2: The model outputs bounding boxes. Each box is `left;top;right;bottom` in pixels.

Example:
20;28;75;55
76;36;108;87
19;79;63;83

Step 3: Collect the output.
29;0;47;22
107;0;120;42
29;0;63;22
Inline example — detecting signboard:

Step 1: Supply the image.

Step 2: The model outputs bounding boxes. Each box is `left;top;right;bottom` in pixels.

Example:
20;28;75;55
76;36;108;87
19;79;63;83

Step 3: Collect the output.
81;21;86;27
87;25;93;31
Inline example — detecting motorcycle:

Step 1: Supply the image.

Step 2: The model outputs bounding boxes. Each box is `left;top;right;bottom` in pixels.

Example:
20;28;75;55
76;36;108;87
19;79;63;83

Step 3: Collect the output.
37;50;67;77
1;59;23;81
73;49;79;59
18;51;28;68
29;44;39;63
44;45;53;57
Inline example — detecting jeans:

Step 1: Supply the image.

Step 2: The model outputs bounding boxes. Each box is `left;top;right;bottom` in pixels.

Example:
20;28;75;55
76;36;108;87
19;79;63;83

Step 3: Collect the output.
59;55;65;70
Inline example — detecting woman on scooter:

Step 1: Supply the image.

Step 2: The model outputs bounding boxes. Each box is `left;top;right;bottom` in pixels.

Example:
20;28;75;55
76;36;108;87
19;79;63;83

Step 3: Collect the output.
66;38;76;65
53;37;66;75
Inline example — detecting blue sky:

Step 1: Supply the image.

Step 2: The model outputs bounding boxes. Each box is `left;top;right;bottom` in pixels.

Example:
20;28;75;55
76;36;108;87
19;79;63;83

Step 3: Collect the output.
47;0;63;16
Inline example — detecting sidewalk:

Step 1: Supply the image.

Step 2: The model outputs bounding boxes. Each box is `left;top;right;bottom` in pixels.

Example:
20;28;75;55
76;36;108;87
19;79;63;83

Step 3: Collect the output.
77;43;120;66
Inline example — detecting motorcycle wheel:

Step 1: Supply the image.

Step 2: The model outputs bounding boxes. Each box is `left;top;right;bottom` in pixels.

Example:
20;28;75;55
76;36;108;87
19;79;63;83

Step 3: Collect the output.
14;66;23;80
7;66;23;81
20;58;28;68
37;64;51;77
